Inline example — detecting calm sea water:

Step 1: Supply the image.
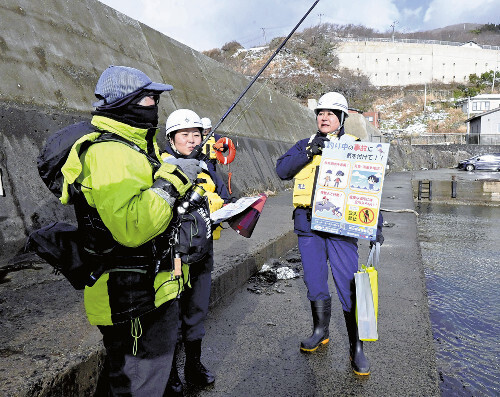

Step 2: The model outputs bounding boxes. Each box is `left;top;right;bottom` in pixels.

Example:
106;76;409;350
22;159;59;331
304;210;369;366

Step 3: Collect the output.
416;203;500;397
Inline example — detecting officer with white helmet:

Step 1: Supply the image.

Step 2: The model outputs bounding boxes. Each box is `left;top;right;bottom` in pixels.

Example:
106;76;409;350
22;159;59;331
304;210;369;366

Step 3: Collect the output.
162;109;231;394
276;92;384;376
316;92;349;127
200;117;212;136
198;116;232;176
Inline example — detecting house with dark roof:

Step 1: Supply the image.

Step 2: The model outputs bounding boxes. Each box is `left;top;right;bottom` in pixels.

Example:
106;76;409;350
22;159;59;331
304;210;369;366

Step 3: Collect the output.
465;106;500;144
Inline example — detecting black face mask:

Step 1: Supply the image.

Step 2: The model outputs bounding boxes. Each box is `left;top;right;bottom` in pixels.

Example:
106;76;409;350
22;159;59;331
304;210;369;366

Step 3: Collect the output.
124;90;160;127
122;103;159;127
95;90;160;128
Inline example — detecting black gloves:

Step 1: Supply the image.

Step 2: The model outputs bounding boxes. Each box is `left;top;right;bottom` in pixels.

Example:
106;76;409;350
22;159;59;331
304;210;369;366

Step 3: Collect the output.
306;134;329;159
213;141;229;153
370;234;384;248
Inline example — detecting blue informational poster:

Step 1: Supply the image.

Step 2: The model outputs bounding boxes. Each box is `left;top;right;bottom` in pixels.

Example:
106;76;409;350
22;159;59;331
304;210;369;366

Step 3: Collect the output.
311;141;390;240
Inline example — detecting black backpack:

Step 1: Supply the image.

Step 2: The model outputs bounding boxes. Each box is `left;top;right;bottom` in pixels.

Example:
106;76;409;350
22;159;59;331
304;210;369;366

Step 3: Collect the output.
37;121;95;199
29;121;212;288
37;120;161;200
29;121;163;288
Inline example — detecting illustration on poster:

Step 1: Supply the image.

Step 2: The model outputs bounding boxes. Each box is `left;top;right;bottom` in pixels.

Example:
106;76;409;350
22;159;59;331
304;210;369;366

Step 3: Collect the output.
319;161;350;189
311;141;390;240
323;170;332;186
314;189;345;220
350;170;383;192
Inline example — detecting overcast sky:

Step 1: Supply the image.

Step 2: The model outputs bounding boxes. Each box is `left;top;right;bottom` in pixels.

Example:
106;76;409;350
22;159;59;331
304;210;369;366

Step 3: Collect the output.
99;0;499;51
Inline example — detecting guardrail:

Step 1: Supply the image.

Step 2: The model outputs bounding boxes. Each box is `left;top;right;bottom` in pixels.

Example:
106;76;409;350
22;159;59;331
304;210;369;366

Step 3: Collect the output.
337;37;500;50
387;133;500;145
466;134;500;145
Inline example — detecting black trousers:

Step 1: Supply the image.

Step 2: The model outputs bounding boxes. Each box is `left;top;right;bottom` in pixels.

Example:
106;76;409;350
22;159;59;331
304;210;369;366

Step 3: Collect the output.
181;270;212;342
98;299;179;396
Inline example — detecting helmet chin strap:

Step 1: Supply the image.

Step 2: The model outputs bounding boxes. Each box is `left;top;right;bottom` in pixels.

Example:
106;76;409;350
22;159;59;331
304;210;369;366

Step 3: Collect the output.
169;137;182;157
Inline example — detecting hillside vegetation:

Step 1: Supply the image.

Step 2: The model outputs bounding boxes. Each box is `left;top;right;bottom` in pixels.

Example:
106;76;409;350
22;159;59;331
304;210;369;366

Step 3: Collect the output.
203;23;500;137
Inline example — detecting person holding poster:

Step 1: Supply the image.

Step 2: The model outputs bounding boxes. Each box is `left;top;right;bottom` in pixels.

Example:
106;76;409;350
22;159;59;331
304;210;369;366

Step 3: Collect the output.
275;92;383;376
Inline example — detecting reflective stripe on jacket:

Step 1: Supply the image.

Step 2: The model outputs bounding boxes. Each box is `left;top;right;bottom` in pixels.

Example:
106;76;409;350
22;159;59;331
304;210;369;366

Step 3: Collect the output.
202;135;217;160
201;133;223;161
276;131;359;208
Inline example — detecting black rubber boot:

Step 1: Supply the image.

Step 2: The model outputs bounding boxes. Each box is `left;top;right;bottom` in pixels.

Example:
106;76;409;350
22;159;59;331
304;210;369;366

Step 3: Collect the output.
164;343;183;396
184;339;215;386
300;297;331;352
343;310;371;375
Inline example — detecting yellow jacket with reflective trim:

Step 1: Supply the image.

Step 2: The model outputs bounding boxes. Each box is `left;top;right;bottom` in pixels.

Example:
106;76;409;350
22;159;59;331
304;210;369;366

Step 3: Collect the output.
62;116;189;325
292;133;359;208
202;136;217;160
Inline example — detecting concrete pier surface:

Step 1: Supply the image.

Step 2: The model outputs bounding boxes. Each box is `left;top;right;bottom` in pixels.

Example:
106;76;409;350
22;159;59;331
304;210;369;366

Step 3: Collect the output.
187;171;440;397
1;171;442;396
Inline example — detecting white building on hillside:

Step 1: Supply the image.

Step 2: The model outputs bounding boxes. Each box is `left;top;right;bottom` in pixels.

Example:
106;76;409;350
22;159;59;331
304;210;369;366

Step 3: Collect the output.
337;38;500;87
456;94;500;116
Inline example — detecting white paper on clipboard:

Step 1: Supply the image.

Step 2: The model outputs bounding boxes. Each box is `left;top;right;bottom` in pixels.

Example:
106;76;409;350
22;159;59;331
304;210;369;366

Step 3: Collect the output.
210;195;262;224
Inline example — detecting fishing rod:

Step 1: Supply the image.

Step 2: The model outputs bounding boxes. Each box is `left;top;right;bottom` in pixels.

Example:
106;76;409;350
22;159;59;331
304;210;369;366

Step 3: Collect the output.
188;0;321;159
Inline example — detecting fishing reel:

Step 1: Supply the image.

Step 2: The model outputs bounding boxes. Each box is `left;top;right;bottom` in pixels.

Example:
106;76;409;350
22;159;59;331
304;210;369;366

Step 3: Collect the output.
171;184;207;278
177;184;206;215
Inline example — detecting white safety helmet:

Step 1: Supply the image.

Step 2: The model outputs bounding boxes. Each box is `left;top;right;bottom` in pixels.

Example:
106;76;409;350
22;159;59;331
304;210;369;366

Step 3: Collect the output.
314;92;349;116
165;109;203;138
314;92;349;128
200;117;212;130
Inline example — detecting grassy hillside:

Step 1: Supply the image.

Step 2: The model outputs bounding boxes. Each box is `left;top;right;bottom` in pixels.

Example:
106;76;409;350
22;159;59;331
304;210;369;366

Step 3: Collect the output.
203;23;500;137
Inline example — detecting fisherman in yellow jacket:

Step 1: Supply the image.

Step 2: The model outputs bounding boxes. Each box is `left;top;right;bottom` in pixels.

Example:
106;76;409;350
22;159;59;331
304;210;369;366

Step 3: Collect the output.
61;66;200;396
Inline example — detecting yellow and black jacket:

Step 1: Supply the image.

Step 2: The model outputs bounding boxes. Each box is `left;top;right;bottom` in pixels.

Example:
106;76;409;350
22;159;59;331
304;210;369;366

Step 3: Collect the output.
61;115;190;325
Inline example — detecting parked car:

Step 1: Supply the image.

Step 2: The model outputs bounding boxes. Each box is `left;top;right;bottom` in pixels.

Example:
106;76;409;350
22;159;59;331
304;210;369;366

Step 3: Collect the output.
457;153;500;171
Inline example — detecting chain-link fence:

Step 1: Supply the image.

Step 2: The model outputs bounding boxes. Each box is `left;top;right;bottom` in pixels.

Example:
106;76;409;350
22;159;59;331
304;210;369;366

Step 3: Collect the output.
399;133;500;145
466;134;500;145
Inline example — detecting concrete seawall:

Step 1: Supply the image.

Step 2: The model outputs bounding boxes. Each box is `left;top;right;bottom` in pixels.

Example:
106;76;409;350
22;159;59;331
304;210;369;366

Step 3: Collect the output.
0;0;315;268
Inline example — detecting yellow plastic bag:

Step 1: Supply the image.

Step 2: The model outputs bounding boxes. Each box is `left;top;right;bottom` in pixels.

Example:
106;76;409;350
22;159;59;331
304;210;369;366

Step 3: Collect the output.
355;243;379;341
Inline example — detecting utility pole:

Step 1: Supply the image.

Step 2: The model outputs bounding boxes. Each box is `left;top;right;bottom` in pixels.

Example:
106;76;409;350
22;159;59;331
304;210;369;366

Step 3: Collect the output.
424;83;427;112
466;96;470;138
318;13;324;25
492;65;498;93
261;28;267;45
390;21;398;42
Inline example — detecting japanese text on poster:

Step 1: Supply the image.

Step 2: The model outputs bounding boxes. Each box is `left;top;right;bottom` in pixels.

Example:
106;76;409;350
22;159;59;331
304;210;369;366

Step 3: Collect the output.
311;141;390;240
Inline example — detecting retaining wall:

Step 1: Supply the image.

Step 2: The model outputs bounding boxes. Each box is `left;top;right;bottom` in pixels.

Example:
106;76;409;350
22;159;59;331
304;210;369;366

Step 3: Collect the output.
338;40;500;86
0;0;315;268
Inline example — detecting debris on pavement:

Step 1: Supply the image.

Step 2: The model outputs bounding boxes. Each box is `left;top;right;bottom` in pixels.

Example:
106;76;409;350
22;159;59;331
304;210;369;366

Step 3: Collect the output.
247;250;302;295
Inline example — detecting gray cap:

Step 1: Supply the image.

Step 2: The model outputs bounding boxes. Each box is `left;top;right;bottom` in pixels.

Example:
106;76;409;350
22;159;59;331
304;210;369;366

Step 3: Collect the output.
93;65;173;107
